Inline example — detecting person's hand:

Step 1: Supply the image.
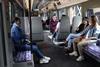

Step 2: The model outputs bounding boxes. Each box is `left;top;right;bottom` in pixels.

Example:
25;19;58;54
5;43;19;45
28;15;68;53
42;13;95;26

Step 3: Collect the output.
25;33;30;38
25;39;31;43
74;36;84;43
76;28;79;31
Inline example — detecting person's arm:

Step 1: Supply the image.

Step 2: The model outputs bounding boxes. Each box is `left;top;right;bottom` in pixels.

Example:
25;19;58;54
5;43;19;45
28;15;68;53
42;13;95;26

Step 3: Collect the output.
20;28;31;43
25;39;31;43
12;28;22;44
81;26;90;36
76;24;82;32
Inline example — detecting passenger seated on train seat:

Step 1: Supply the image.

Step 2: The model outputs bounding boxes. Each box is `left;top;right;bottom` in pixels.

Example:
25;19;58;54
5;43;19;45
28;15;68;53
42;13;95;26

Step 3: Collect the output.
52;14;69;41
50;15;58;34
64;17;89;50
11;17;51;64
69;15;100;61
52;20;61;41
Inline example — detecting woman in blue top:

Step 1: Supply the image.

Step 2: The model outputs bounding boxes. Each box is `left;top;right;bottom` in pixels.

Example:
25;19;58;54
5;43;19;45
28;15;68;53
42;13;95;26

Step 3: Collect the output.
11;17;51;64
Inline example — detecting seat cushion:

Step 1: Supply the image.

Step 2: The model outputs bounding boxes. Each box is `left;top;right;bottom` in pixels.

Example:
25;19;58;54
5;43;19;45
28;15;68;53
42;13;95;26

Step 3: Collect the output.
85;43;100;59
14;51;32;62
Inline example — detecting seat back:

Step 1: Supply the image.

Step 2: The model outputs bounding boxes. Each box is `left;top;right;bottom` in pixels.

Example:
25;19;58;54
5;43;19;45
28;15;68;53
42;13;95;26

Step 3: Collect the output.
23;17;44;41
31;17;44;41
71;16;82;33
55;15;70;41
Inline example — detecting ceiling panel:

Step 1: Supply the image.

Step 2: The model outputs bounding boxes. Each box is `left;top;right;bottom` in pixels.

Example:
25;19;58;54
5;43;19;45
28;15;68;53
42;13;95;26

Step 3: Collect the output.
57;0;88;9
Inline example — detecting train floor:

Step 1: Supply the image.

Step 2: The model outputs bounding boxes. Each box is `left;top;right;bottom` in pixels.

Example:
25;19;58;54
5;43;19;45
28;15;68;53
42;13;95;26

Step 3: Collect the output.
34;30;100;67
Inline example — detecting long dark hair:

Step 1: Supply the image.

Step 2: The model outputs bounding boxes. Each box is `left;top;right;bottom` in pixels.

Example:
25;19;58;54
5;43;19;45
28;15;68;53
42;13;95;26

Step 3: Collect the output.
14;17;20;22
81;17;89;26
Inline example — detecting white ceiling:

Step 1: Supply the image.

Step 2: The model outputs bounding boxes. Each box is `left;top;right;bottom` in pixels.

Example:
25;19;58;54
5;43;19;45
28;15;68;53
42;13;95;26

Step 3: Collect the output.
57;0;88;9
41;0;88;11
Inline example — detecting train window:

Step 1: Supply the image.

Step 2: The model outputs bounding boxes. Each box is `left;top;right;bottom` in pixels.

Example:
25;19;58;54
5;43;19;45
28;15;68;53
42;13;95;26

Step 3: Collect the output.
95;12;100;25
0;3;7;67
86;9;94;17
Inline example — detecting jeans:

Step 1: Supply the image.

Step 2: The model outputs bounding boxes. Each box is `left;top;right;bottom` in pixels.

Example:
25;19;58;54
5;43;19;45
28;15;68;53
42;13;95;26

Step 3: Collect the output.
52;31;59;41
67;39;74;48
65;33;81;48
66;33;81;41
52;32;57;38
15;42;44;59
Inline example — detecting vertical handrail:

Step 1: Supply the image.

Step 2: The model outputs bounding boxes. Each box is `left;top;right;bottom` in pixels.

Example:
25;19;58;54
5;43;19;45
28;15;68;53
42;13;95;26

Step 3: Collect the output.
54;3;59;20
29;0;32;42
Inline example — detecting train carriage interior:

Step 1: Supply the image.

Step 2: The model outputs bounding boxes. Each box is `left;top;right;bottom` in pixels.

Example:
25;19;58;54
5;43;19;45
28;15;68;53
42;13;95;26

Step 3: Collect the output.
0;0;100;67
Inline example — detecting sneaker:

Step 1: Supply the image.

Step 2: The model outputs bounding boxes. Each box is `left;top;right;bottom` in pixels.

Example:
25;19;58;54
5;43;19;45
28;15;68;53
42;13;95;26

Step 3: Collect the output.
69;51;78;56
40;58;49;64
76;56;84;61
44;56;51;60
